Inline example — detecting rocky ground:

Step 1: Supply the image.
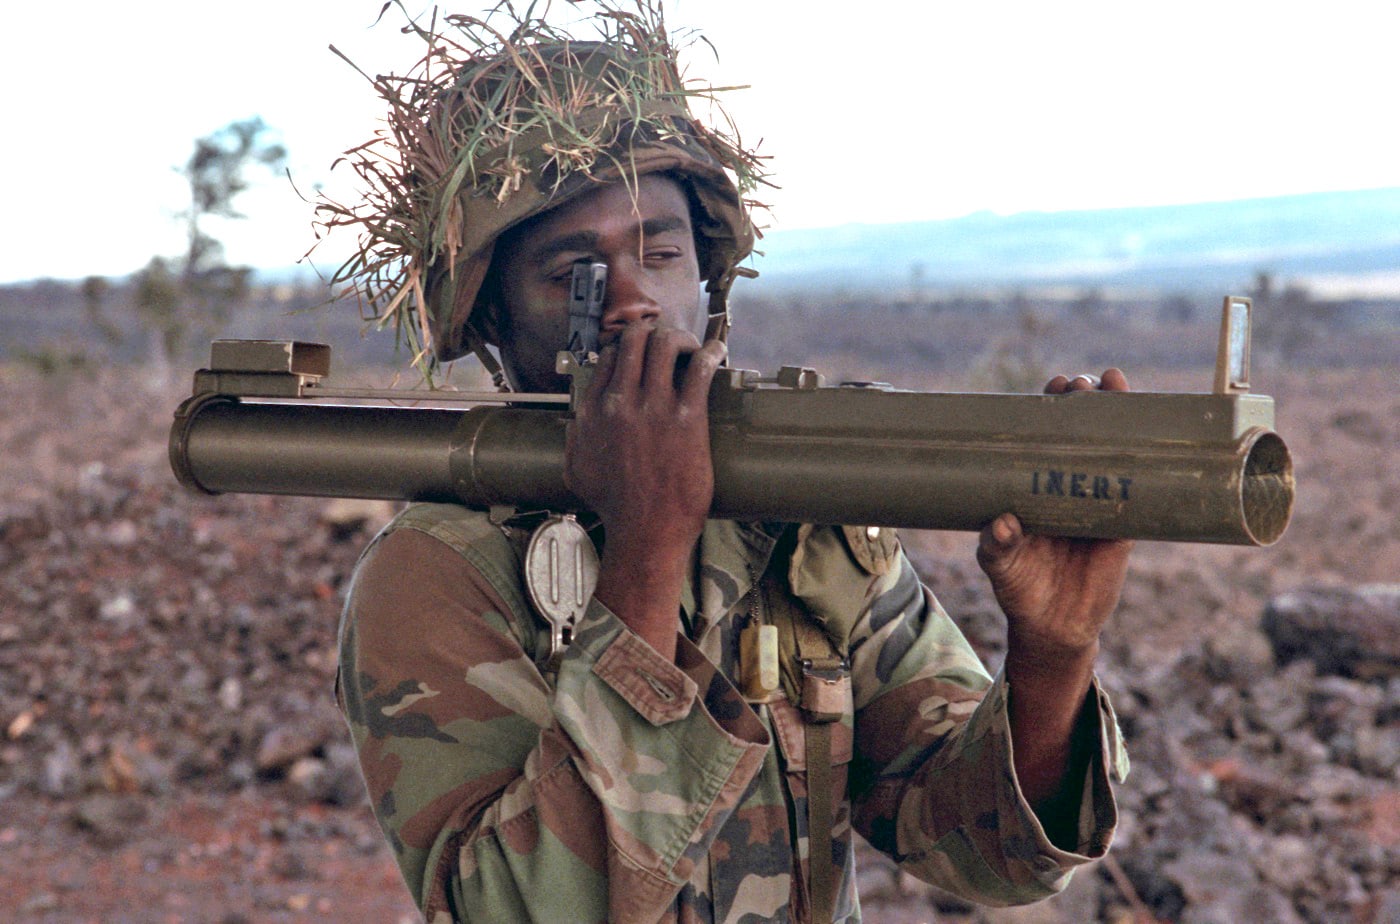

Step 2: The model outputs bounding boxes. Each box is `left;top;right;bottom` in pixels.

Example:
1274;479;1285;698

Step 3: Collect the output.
0;360;1395;923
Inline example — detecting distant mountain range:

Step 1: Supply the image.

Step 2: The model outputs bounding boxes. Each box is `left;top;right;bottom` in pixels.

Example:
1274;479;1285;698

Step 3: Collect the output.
231;188;1400;296
746;187;1400;293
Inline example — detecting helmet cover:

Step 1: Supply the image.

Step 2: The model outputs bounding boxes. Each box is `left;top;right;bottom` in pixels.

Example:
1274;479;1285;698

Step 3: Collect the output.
317;1;770;375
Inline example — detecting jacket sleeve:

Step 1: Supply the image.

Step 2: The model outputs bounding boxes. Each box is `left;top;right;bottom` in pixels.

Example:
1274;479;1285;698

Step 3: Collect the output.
337;526;770;924
845;548;1129;906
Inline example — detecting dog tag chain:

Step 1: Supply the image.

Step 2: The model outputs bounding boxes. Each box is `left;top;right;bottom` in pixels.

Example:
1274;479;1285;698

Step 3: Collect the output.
523;514;599;669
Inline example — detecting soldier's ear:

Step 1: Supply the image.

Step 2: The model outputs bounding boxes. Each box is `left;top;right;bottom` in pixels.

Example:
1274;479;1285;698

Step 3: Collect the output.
470;263;508;346
471;300;504;346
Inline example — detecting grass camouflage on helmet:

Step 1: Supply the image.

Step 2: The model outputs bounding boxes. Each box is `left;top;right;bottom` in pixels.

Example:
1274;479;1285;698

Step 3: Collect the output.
316;0;770;380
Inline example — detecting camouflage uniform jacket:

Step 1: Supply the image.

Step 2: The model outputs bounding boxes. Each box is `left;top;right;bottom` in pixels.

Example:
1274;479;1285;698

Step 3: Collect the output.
337;503;1129;923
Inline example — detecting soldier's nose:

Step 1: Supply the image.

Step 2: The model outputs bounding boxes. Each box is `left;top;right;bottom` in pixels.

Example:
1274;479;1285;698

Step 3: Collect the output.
600;268;661;330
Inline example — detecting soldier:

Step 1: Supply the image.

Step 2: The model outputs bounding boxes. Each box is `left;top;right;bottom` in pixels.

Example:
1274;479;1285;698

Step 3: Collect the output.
331;5;1131;922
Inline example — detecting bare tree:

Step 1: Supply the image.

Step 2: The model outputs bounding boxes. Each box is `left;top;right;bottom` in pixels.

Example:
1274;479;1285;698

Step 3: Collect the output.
181;117;287;309
132;117;287;369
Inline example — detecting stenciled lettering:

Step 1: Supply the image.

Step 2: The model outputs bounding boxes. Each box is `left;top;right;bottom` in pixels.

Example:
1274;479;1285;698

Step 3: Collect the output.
1029;469;1135;501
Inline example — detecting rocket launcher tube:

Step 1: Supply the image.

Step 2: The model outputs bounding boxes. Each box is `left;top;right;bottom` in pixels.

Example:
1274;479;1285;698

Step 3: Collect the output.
170;359;1294;546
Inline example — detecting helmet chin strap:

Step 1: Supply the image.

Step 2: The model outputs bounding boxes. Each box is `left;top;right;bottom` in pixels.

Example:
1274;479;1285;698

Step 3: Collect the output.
459;322;510;392
703;263;758;344
704;310;729;345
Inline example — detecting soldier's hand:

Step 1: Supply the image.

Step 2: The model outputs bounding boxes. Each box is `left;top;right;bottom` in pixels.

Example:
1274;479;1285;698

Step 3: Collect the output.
562;321;725;659
975;369;1134;664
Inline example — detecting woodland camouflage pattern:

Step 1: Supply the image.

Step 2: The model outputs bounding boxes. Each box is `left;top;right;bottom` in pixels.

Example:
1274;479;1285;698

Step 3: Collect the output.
337;504;1128;923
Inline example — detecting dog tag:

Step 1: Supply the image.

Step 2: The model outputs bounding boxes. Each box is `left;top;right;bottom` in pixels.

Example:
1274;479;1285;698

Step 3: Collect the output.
739;623;780;701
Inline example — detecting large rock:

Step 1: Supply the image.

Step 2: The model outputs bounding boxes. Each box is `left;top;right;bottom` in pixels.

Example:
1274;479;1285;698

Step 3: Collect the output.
1203;627;1276;684
1262;585;1400;677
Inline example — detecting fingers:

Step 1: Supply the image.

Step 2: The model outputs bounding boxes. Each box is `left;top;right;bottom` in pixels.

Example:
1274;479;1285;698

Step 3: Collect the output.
680;338;727;406
1043;374;1096;394
1101;367;1130;391
587;337;621;398
596;321;707;396
1062;373;1100;393
641;326;701;394
607;321;654;396
584;321;712;415
976;512;1025;570
1044;368;1131;394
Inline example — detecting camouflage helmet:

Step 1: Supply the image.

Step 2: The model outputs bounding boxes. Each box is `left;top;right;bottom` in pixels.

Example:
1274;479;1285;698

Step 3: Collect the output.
319;3;768;376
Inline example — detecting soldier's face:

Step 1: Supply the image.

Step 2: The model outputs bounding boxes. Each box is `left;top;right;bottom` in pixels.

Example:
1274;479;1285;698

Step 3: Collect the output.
493;174;706;393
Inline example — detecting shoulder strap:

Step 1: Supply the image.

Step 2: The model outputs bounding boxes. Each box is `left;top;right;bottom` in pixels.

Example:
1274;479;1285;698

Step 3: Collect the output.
760;534;849;924
790;607;845;924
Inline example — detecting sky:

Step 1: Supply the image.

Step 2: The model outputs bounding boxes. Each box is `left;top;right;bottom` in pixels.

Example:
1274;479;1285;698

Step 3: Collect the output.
2;0;1397;283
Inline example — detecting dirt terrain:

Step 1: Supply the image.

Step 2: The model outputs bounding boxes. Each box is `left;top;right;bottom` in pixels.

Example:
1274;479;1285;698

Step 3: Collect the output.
0;305;1396;922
